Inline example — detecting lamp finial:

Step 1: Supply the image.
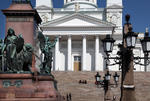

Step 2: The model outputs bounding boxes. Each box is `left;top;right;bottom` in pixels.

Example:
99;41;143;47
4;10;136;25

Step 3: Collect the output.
125;14;130;23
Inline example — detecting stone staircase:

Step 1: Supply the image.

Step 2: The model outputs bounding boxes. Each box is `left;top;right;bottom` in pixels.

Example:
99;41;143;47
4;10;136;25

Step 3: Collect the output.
52;71;150;101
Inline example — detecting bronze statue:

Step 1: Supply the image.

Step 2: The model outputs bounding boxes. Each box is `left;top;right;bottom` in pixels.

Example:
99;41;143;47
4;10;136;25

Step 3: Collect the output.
38;31;58;74
4;28;19;72
2;28;33;73
17;43;33;72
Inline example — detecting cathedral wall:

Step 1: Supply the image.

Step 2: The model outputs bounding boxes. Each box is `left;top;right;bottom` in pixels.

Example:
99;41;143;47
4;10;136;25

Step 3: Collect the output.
53;9;104;21
35;0;127;72
64;3;96;9
59;41;67;71
87;41;94;71
37;10;52;23
86;50;94;71
59;50;67;71
86;12;103;20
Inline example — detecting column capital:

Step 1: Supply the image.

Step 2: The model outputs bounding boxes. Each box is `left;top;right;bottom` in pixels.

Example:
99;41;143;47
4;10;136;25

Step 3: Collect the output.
67;35;72;37
95;35;99;37
95;35;100;39
55;35;61;39
82;35;86;38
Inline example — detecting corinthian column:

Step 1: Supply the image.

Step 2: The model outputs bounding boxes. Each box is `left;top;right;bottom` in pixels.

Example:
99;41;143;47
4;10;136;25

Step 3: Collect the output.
82;35;86;71
67;35;72;71
54;37;60;71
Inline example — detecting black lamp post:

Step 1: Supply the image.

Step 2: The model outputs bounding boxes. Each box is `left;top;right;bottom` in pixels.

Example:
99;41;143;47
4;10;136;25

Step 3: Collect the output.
102;35;115;54
113;72;120;84
95;72;119;86
140;28;150;53
105;71;111;81
140;28;150;71
102;14;150;101
102;28;138;51
95;72;101;86
124;27;138;49
95;71;119;101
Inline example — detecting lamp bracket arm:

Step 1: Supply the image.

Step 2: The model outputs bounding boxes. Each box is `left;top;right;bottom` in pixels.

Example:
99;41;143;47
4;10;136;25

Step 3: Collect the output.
104;57;121;60
107;63;120;66
104;56;121;66
134;56;150;60
134;57;150;66
134;61;145;66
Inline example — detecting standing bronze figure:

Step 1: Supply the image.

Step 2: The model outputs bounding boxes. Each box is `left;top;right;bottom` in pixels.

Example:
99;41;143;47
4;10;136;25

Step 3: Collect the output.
4;28;19;72
38;31;58;74
1;28;33;73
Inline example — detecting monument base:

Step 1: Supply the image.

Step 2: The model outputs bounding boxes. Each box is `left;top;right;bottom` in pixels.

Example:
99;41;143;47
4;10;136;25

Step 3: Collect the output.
0;73;64;101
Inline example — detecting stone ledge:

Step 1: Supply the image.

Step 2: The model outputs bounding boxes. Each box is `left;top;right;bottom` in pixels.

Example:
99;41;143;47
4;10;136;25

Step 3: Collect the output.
0;74;33;79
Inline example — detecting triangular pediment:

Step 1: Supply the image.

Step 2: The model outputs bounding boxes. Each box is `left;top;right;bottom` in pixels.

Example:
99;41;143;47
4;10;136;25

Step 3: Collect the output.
41;13;115;28
57;18;97;27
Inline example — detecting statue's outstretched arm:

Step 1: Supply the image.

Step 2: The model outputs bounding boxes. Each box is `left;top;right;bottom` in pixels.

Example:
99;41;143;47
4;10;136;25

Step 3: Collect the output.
49;36;59;48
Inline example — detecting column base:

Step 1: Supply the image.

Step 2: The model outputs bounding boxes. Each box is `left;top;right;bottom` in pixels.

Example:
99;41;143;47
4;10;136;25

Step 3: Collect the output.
122;85;136;101
123;85;135;89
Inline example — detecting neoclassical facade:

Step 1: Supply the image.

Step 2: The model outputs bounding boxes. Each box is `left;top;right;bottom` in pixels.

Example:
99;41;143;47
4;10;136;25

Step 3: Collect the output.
36;0;145;71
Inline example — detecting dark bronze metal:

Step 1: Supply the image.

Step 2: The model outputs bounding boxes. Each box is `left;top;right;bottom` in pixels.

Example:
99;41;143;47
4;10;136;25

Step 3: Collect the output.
0;28;33;73
38;31;58;75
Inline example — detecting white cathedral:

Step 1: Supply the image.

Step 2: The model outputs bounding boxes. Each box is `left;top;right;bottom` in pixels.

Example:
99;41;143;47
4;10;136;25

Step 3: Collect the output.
35;0;145;71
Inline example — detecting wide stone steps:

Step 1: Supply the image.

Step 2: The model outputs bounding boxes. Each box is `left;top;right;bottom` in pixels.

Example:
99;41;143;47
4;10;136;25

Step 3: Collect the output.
52;71;150;101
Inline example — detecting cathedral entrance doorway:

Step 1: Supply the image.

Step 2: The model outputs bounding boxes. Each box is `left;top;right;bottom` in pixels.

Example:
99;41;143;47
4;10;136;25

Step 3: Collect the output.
74;56;81;71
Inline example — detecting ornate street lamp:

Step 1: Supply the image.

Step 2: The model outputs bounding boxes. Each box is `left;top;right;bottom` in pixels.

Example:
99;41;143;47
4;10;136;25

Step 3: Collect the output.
104;71;111;81
95;72;119;86
95;72;101;83
102;35;115;53
124;27;138;49
102;14;150;101
95;71;119;101
140;28;150;53
113;72;120;82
